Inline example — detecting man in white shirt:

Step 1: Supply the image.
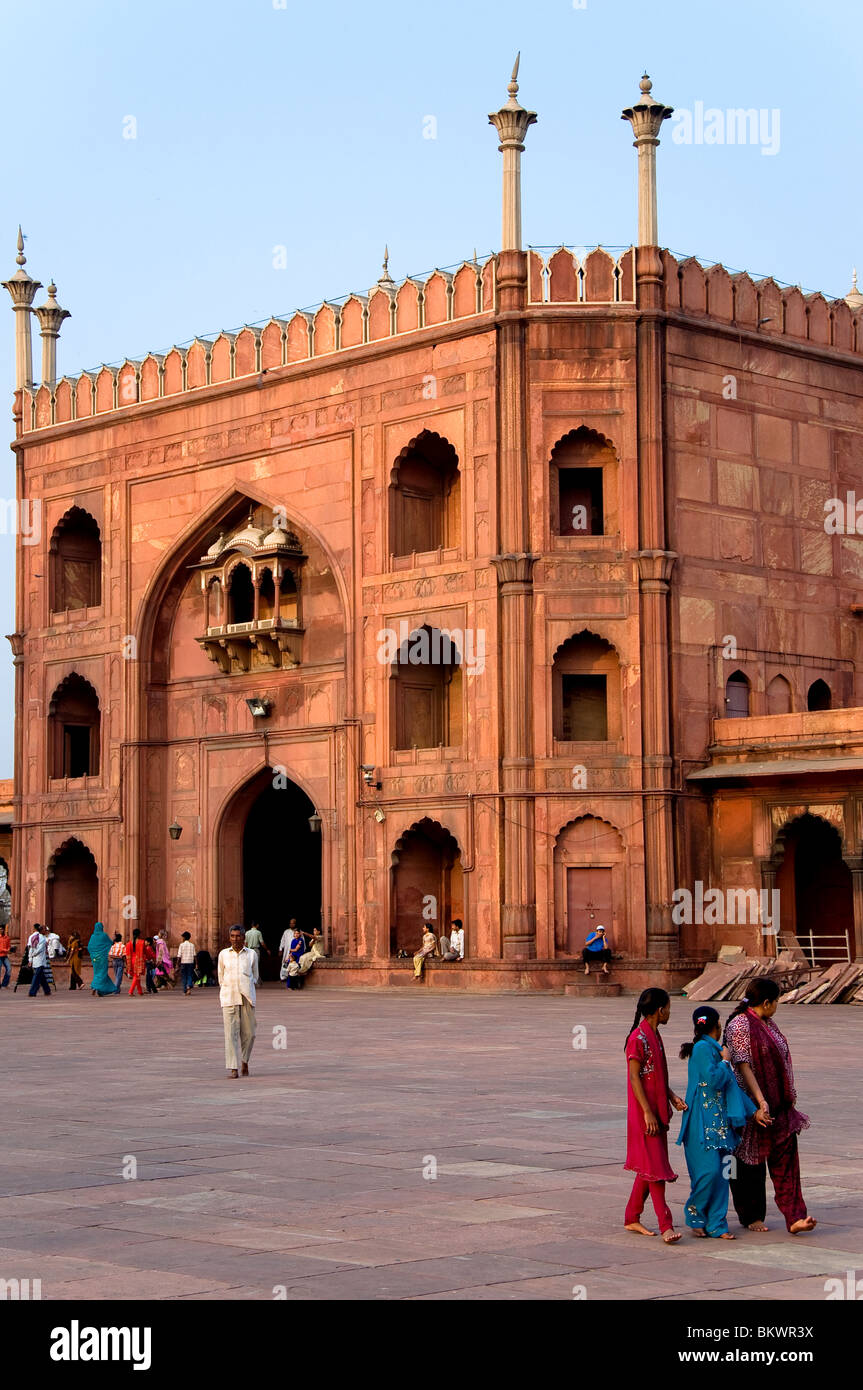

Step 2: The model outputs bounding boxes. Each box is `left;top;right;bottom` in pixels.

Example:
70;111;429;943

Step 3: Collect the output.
177;931;197;995
27;924;52;997
218;926;259;1078
46;929;64;959
440;919;465;961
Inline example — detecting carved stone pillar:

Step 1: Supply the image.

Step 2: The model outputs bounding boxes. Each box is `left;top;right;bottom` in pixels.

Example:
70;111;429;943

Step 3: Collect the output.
759;857;780;958
6;633;24;944
843;855;863;961
636;549;677;959
492;553;538;957
491;248;536;959
634;232;677;961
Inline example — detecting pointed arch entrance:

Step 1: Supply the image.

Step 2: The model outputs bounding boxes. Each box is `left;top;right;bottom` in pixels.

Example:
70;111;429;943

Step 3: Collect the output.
218;769;322;974
391;819;463;956
46;838;99;941
553;816;627;957
774;813;854;962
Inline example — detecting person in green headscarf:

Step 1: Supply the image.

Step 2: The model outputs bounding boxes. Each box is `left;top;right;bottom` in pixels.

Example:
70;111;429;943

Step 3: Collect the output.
87;922;114;997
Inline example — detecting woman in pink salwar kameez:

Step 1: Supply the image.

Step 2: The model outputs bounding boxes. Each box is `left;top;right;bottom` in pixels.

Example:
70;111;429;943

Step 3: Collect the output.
624;987;688;1244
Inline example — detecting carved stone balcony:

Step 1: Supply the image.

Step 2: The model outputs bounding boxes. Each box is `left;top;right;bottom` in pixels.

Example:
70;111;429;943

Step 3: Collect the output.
197;617;304;674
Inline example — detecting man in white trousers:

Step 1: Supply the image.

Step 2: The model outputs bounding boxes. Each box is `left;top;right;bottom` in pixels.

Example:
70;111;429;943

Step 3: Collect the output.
218;925;259;1078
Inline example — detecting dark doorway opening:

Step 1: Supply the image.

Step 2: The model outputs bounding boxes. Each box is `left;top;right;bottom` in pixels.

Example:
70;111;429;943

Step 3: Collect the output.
242;780;321;975
47;839;99;943
776;814;854;963
390;819;463;956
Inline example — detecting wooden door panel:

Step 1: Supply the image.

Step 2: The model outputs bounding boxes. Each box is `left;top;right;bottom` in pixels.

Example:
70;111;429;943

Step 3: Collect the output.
566;866;613;956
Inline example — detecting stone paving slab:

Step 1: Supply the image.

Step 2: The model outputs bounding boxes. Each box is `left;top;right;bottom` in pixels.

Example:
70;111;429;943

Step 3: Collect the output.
1;987;859;1301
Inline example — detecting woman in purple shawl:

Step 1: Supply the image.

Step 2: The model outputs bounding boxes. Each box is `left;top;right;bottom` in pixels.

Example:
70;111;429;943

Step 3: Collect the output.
723;978;816;1234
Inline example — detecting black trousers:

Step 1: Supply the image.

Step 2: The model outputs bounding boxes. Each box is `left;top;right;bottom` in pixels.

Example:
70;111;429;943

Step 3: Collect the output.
582;949;612;965
730;1137;806;1230
729;1157;768;1227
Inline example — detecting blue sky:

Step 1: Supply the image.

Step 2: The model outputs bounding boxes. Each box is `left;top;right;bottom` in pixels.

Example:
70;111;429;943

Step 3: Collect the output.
1;0;861;777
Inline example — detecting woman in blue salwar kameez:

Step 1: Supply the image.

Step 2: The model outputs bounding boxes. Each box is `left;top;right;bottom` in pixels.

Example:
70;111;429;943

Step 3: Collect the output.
676;1006;756;1239
87;922;115;997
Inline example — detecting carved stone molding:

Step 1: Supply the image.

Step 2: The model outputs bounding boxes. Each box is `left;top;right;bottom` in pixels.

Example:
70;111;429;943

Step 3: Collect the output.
771;800;846;841
490;553;539;586
635;550;677;590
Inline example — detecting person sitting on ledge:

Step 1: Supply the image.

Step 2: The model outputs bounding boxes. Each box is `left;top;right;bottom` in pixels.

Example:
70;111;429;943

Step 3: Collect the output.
439;919;465;962
583;924;612;976
296;926;327;981
413;924;438;979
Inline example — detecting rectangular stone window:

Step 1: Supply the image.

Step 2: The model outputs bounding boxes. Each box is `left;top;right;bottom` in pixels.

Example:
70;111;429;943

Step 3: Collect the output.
558;467;603;537
561;674;608;741
63;724;93;779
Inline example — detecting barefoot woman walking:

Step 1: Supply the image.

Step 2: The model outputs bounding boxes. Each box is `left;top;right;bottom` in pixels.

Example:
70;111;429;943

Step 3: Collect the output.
723;978;816;1235
623;988;688;1245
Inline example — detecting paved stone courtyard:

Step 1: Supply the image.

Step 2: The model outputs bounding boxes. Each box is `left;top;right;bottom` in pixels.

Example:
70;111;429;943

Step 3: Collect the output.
1;985;861;1301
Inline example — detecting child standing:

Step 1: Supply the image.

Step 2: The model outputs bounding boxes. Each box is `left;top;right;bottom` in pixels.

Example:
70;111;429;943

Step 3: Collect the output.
624;987;688;1244
676;1006;756;1239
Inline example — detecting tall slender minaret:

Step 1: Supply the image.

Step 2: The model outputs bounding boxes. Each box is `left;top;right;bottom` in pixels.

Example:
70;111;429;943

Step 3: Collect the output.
34;281;71;387
488;54;537;252
621;74;673;246
1;227;42;389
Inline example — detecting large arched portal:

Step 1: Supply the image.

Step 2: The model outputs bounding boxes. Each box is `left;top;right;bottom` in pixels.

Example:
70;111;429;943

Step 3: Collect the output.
775;814;854;963
47;838;99;942
219;770;322;974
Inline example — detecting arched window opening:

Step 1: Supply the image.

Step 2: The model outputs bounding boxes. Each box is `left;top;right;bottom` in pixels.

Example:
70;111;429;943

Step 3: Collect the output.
550;428;618;538
390;432;460;558
553;632;620;741
767;675;793;715
393;626;463;750
50;508;101;612
49;674;100;779
258;569;276;623
227;564;254;626
807;679;831;712
725;671;751;719
280;569;299;624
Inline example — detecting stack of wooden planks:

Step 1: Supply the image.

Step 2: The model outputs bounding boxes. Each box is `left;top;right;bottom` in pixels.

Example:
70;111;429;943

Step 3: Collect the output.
683;955;807;1002
683;941;863;1005
779;961;863;1005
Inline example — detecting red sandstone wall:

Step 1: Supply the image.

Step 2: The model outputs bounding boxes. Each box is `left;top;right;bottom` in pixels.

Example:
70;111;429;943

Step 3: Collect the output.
12;250;863;970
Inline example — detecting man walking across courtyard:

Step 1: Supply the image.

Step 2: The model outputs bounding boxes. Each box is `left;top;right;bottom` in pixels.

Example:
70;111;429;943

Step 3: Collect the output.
177;931;197;995
218;925;258;1079
27;924;52;997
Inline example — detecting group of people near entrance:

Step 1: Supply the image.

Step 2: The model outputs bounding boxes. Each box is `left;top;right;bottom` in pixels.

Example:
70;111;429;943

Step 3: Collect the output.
10;919;326;1006
245;919;327;990
624;978;816;1241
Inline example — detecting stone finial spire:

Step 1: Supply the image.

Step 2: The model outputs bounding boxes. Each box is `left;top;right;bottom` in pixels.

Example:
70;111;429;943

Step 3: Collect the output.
377;246;396;291
845;268;863;313
621;73;674;247
488;54;537;252
1;227;42;390
34;280;71;388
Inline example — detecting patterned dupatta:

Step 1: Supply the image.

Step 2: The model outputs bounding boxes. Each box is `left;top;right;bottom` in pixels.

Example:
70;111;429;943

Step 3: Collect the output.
744;1009;809;1159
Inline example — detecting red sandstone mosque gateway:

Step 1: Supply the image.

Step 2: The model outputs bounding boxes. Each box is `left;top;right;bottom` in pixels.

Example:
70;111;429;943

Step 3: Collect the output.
5;66;863;991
